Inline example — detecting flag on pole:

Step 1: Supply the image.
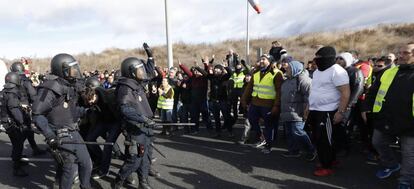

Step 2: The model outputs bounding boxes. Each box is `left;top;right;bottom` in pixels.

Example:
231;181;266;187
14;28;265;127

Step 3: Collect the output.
248;0;262;14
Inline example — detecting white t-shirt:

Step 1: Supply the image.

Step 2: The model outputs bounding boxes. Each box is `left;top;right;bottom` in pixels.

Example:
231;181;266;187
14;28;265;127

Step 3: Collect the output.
309;64;349;111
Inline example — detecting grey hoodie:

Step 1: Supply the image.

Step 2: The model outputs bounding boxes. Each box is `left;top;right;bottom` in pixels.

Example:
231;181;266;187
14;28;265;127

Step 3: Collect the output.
280;61;311;122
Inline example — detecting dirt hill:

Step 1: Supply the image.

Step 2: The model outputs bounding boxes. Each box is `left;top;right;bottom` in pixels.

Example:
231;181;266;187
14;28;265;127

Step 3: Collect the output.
16;23;414;72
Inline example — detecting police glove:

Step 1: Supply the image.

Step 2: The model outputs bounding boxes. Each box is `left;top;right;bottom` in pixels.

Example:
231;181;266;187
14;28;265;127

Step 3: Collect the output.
47;137;60;150
143;43;153;58
145;120;156;129
144;118;156;129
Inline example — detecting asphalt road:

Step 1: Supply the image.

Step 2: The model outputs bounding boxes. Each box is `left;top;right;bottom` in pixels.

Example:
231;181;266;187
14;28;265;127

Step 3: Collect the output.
0;123;397;189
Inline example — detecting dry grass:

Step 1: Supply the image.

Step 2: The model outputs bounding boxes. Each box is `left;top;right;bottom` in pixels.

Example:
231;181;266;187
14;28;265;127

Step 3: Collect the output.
11;23;414;72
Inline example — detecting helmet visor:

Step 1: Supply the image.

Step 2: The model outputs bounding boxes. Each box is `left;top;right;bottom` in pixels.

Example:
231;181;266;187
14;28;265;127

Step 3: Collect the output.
64;61;82;79
133;63;147;81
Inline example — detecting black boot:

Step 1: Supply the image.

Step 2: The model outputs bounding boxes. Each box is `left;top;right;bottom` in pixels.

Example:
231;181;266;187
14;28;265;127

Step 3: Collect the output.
13;162;28;177
139;178;153;189
19;160;29;166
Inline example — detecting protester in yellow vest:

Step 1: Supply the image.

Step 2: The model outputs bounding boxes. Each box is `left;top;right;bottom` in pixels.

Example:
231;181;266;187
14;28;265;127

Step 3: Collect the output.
229;60;250;121
158;78;174;136
241;54;283;154
364;43;414;189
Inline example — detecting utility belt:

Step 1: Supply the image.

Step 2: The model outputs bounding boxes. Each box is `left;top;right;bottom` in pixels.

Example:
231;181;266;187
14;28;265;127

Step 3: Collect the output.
124;138;145;157
0;119;15;133
55;127;78;139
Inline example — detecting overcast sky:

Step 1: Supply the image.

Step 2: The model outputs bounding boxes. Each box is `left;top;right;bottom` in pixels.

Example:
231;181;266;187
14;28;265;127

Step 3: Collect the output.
0;0;413;59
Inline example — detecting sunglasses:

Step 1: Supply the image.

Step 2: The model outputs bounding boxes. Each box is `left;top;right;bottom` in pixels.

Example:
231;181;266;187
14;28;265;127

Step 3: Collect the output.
375;65;384;68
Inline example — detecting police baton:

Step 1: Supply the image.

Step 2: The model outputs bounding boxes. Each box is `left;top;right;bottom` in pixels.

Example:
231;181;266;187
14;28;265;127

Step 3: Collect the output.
61;141;114;146
151;143;167;159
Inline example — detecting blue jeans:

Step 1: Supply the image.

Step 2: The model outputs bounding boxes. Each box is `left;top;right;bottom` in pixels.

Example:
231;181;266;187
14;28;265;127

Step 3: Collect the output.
248;104;278;146
283;121;314;154
372;130;414;185
160;109;173;122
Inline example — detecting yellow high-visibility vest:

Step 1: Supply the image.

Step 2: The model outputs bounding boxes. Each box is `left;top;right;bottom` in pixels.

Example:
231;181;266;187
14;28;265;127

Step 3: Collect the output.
231;72;245;89
251;70;282;100
372;66;414;116
157;88;174;110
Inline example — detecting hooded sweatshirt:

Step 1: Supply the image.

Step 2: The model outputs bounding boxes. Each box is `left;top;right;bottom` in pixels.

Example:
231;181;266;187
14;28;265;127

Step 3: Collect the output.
337;52;364;106
280;61;312;122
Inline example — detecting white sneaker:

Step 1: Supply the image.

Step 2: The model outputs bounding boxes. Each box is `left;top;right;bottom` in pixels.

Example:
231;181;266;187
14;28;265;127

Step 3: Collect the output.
256;141;267;148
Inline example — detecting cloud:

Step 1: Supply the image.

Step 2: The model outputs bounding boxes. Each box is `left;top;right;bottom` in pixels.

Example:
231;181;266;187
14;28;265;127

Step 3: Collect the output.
0;0;413;59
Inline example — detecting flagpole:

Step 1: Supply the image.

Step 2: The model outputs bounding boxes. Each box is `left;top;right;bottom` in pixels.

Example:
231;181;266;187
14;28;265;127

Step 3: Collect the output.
164;0;173;69
246;0;250;66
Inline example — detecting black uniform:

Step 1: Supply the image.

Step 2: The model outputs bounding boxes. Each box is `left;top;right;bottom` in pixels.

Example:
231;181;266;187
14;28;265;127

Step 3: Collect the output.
18;75;45;155
10;61;45;156
114;52;156;189
32;54;92;189
3;80;29;177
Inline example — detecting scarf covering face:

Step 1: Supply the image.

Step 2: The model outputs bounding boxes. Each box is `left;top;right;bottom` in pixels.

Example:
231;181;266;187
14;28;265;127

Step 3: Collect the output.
314;57;336;71
314;46;337;71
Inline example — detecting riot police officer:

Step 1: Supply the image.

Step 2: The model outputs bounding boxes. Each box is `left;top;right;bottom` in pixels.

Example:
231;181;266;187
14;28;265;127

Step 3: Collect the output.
2;72;29;177
32;53;93;189
114;43;156;189
10;62;46;156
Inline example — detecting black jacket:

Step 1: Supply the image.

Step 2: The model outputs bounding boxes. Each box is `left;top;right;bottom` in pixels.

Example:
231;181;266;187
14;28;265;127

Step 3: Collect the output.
207;67;232;101
32;76;82;140
269;46;286;62
369;64;414;136
3;84;25;127
346;67;364;107
178;79;191;104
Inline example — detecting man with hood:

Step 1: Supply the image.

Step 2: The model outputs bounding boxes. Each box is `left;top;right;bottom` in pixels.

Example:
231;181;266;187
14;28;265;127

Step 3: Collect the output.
306;46;350;176
241;54;283;154
279;60;316;161
335;52;365;156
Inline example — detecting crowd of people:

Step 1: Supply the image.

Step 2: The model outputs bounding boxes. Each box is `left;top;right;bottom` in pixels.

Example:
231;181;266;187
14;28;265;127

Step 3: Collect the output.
0;41;413;189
